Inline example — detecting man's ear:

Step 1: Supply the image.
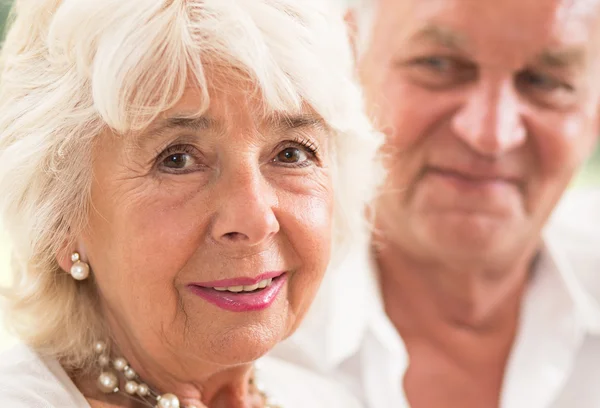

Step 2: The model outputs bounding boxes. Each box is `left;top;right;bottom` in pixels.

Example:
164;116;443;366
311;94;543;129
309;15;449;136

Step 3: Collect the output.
344;9;359;63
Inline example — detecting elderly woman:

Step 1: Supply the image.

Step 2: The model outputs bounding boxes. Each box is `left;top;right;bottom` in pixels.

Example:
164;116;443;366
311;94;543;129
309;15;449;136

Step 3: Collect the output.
0;0;382;407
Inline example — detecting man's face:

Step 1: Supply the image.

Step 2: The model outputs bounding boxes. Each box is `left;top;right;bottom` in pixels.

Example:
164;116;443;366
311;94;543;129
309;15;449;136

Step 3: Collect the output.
359;0;600;267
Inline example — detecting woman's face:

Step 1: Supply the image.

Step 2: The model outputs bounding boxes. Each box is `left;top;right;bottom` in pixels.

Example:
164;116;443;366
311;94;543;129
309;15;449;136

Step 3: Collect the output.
77;84;333;374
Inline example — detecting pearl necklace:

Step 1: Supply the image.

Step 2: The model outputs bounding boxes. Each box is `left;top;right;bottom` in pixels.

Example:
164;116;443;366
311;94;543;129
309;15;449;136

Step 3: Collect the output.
93;341;282;408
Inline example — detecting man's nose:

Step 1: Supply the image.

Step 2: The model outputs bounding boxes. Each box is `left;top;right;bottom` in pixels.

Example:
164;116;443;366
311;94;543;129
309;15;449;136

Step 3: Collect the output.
451;78;526;157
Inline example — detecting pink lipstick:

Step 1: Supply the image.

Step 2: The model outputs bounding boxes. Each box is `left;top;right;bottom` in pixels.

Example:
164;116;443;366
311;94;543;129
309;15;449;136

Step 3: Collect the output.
188;272;287;312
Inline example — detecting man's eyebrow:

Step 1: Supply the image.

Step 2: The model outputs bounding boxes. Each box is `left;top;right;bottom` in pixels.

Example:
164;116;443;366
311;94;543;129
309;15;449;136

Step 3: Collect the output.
535;47;587;69
409;25;469;51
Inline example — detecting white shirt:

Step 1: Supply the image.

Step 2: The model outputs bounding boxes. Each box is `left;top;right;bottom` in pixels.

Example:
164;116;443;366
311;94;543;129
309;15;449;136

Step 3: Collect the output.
272;189;600;408
0;343;363;408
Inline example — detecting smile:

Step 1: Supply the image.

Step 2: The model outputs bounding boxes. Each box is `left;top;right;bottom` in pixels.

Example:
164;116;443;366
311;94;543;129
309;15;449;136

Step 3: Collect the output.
188;273;287;312
213;277;275;293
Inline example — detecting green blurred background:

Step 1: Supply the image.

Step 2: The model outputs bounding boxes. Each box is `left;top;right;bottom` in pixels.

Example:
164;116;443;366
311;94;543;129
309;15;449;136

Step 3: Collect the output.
578;147;600;185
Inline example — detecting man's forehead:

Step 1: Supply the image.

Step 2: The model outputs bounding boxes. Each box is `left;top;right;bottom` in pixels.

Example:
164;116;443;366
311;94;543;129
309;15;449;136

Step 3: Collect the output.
557;0;600;21
373;0;600;17
410;23;588;66
374;0;600;65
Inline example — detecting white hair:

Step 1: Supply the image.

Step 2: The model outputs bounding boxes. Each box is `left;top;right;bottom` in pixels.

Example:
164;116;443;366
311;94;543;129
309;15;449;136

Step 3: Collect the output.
347;0;378;57
0;0;383;371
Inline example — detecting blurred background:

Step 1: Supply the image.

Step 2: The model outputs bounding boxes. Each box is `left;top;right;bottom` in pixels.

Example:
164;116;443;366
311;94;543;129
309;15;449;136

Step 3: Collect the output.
0;1;597;350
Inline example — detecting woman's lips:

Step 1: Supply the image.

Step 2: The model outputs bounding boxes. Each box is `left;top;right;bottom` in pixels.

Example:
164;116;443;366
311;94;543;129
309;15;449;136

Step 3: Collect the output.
187;273;287;312
191;271;285;289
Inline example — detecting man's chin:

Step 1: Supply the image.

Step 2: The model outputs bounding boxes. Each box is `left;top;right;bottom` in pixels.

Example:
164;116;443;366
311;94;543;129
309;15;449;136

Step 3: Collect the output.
414;213;525;261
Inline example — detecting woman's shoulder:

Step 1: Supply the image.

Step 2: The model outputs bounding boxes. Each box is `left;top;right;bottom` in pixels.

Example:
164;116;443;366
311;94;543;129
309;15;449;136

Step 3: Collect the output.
0;343;89;407
257;355;363;408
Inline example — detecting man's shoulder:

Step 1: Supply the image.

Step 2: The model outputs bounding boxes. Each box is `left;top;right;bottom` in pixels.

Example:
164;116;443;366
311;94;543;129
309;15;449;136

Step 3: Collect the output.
0;344;86;407
549;188;600;242
257;356;363;408
545;189;600;317
547;188;600;266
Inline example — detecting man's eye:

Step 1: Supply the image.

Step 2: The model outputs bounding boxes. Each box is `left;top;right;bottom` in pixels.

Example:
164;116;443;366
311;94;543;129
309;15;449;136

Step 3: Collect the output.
414;56;456;72
402;55;477;88
516;70;577;109
517;70;571;92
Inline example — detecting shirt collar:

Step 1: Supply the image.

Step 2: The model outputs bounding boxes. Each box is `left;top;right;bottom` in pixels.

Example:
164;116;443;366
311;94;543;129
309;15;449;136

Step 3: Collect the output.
541;225;600;336
499;227;600;407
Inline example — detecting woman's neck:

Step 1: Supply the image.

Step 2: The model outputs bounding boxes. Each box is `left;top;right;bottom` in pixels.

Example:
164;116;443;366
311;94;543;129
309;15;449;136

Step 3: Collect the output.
73;356;261;408
78;304;268;408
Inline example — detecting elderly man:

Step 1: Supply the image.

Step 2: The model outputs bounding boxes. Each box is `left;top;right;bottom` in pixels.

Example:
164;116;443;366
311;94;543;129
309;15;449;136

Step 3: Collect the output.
273;0;600;407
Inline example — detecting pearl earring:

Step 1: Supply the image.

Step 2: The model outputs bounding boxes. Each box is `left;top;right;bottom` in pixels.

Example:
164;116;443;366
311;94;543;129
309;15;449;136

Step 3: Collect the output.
70;252;90;281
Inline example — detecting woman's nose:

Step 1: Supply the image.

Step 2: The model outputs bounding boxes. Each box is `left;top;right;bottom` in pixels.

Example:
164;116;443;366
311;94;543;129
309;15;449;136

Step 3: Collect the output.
210;167;280;247
451;78;527;157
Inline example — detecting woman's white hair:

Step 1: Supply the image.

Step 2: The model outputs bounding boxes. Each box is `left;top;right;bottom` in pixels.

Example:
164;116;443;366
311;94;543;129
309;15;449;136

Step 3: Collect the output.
347;0;378;57
0;0;383;371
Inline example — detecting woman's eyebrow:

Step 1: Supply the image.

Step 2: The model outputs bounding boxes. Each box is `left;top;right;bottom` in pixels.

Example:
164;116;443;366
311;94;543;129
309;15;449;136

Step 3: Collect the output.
134;115;219;149
266;112;328;132
152;116;217;133
134;112;328;150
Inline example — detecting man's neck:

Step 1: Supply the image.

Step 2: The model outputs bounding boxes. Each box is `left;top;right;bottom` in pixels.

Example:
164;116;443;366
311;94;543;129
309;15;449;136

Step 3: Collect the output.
375;240;533;363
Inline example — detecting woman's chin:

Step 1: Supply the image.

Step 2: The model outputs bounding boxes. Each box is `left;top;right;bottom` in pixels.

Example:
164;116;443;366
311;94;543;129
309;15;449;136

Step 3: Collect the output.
203;336;281;366
190;318;290;366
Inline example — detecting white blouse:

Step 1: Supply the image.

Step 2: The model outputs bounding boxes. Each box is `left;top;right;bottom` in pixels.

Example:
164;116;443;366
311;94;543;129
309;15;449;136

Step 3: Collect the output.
0;344;362;408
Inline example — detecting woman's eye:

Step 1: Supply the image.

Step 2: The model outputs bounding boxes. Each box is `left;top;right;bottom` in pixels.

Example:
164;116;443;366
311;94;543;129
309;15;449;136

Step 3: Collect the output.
275;147;308;164
163;153;193;169
156;145;203;174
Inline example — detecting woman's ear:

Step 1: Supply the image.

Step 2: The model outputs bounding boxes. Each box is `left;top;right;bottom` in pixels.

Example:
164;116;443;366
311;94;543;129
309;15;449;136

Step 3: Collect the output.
56;239;87;273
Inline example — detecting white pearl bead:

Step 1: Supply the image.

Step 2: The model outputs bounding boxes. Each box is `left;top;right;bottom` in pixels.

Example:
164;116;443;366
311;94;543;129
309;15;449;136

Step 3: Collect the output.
137;383;149;397
124;366;137;380
158;393;180;408
124;380;138;395
70;261;89;280
93;341;106;354
97;371;119;393
71;252;80;262
112;357;128;371
98;355;110;367
266;398;281;408
254;380;266;393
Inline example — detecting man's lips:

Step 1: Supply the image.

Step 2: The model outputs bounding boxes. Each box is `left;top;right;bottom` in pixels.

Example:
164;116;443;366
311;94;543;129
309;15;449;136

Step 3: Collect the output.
426;166;522;186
